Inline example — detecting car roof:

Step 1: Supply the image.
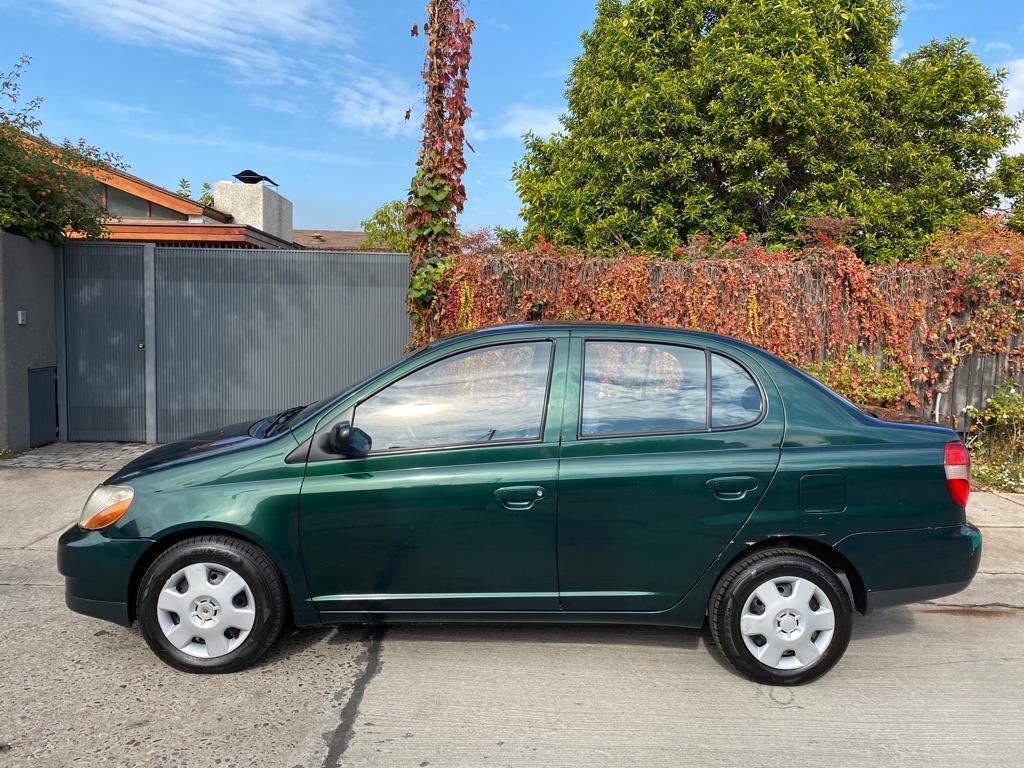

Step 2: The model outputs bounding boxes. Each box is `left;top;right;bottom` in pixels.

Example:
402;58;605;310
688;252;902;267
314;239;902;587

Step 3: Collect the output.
424;322;774;361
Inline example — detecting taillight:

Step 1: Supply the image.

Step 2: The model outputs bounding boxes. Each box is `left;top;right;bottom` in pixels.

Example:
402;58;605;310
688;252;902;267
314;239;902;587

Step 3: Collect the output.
944;441;970;508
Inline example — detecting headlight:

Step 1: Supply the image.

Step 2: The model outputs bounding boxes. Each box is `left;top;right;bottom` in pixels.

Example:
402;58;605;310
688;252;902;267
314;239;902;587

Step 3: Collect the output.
79;485;134;530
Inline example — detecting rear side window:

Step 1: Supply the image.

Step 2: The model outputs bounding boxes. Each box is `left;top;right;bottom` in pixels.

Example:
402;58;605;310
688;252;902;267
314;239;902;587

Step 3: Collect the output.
711;353;762;427
581;341;707;437
354;341;552;452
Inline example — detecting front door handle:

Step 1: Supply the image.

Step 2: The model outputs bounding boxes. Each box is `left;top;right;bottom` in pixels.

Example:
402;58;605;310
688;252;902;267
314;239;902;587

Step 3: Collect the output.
706;475;759;501
494;485;546;510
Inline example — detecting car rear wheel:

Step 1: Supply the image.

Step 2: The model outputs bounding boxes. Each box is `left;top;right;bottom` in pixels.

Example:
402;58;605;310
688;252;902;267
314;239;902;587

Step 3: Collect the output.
137;535;285;673
709;548;853;685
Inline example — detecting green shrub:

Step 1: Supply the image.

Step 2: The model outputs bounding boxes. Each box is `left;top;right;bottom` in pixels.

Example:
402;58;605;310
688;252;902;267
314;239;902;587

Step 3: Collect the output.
966;380;1024;491
802;347;909;407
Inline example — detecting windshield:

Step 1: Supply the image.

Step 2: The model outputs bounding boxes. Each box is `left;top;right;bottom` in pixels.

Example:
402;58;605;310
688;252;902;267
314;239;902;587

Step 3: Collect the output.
256;344;436;438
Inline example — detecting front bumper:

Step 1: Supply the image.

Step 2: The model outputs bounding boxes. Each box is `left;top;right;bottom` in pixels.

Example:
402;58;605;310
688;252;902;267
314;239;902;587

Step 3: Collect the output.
57;525;154;627
836;523;983;612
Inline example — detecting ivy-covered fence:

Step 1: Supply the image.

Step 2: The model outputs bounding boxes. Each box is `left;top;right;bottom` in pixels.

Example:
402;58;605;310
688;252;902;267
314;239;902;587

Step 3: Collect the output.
424;236;1024;423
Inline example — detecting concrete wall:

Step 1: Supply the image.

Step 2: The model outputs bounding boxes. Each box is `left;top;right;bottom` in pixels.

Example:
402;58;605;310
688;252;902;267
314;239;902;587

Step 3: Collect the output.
0;232;57;452
213;181;294;243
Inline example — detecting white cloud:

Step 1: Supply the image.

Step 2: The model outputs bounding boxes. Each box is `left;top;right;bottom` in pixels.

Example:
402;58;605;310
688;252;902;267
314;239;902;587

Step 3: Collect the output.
904;1;945;11
43;0;350;86
482;17;512;32
986;41;1014;54
1005;58;1024;154
1006;59;1024;114
891;35;905;60
246;94;301;115
499;104;563;139
469;104;563;142
332;74;419;138
128;128;366;167
90;100;152;117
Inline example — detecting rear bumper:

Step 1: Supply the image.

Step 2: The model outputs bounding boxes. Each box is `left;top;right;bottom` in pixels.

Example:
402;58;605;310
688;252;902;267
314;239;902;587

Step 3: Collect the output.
57;525;154;627
835;523;982;613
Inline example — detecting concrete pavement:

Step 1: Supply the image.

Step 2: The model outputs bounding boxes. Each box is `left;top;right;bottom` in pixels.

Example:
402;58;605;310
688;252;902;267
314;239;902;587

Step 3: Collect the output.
0;463;1021;767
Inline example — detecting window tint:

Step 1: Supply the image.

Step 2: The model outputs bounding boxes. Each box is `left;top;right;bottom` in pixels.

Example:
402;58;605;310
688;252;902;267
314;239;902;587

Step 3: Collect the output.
581;341;707;436
354;342;552;452
711;354;762;427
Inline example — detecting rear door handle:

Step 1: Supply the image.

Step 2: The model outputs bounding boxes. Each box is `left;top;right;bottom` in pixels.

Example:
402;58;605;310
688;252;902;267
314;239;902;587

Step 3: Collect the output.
494;485;546;510
706;476;759;500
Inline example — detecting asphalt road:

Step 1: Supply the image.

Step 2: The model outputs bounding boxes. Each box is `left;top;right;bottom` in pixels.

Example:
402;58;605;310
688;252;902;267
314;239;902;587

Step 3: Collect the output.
1;465;1022;768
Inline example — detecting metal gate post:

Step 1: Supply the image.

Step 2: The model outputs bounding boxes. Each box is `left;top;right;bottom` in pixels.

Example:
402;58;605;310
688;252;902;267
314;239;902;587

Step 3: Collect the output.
143;244;157;444
54;245;68;442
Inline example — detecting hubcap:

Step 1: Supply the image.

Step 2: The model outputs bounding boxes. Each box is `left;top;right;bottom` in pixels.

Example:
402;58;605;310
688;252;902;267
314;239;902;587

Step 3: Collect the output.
739;576;835;670
156;563;256;659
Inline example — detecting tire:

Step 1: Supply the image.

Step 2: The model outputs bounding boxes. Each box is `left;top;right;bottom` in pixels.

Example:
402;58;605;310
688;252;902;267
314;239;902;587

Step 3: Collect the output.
136;535;286;673
709;548;852;685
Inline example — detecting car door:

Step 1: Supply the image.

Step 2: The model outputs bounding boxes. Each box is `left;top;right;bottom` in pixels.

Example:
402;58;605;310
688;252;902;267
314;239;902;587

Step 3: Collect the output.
556;332;784;612
299;334;568;615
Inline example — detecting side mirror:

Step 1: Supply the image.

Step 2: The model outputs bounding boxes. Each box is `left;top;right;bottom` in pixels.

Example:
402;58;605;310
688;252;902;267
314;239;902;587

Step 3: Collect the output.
324;423;372;458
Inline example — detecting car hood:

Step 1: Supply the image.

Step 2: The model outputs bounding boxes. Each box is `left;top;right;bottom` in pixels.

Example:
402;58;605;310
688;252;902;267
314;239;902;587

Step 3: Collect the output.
107;419;267;483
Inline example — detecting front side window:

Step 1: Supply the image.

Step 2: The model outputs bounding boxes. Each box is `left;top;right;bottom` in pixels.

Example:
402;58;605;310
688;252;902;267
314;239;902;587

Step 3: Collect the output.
353;341;552;452
711;353;762;427
581;341;707;437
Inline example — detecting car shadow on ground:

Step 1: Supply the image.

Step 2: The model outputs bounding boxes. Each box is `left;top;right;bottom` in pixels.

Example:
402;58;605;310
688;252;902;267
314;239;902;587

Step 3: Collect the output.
252;608;919;678
335;621;705;650
849;606;917;639
217;606;921;675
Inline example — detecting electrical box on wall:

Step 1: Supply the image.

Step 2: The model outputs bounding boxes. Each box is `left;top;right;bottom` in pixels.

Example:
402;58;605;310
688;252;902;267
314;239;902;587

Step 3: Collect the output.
16;310;27;326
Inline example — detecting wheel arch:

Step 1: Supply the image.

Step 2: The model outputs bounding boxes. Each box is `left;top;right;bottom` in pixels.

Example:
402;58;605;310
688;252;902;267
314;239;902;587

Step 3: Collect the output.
710;536;867;614
126;525;298;625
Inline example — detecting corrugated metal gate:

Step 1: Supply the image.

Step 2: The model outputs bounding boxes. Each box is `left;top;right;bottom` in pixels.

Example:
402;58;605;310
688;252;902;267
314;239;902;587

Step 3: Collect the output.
60;243;147;441
59;244;410;443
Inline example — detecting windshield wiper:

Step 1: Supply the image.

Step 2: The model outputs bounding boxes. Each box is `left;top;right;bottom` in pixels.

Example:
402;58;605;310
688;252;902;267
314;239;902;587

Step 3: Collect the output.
261;406;305;437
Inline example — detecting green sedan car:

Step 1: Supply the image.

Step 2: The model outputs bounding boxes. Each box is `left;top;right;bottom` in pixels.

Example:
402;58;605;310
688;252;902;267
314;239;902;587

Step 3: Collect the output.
59;323;981;684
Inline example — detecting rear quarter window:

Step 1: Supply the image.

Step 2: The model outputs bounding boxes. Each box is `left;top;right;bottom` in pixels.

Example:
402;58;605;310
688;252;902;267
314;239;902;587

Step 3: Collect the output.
711;353;762;428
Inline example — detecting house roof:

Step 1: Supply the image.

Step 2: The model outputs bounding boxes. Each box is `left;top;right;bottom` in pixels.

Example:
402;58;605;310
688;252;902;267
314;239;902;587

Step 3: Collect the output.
293;229;369;250
67;221;299;249
22;133;231;222
91;165;231;222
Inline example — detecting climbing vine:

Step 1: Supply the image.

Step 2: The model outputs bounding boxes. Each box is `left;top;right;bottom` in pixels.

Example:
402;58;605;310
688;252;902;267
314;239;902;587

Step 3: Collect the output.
405;0;474;345
422;218;1024;417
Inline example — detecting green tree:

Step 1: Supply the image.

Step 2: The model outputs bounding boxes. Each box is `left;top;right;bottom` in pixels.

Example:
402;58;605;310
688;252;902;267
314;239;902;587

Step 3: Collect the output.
0;55;126;243
514;0;1024;262
359;200;412;252
997;155;1024;232
175;179;214;206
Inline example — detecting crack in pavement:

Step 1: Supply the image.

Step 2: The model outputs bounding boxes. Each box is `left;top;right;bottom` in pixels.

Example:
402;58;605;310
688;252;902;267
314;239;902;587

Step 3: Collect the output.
322;626;388;768
0;582;60;587
920;600;1024;611
22;520;77;548
993;493;1024;508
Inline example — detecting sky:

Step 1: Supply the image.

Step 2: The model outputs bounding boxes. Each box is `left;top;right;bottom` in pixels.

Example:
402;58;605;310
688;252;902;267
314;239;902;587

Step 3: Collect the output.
1;0;1023;233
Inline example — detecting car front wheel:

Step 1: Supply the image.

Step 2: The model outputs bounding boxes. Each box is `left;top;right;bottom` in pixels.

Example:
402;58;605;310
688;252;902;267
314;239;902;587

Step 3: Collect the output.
137;535;285;673
709;548;853;685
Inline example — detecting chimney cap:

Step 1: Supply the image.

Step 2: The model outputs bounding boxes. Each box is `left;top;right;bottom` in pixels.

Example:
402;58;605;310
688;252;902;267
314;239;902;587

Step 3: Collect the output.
233;169;278;187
